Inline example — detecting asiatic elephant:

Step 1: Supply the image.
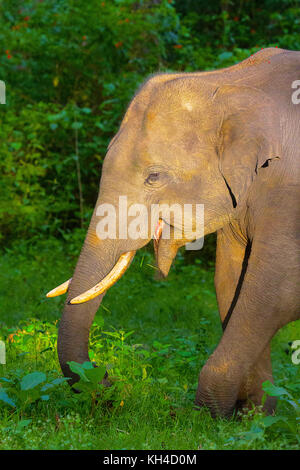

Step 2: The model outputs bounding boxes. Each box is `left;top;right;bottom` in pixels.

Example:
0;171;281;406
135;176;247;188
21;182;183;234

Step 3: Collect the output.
47;48;300;418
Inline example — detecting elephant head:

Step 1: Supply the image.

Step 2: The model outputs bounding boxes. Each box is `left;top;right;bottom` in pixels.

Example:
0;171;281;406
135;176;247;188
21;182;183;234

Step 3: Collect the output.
47;75;281;384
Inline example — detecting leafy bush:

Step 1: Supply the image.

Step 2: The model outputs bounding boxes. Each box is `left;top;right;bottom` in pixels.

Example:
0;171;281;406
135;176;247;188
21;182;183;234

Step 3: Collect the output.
0;370;68;410
0;0;299;252
224;380;300;448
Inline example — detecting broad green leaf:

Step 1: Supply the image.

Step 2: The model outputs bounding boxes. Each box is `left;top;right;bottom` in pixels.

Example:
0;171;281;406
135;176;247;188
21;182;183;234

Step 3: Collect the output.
72;380;93;392
85;366;106;384
51;377;70;386
67;361;93;382
262;381;292;398
0;390;16;407
261;415;287;428
241;425;263;442
41;377;69;391
67;361;89;382
20;372;46;391
0;377;12;383
81;361;94;370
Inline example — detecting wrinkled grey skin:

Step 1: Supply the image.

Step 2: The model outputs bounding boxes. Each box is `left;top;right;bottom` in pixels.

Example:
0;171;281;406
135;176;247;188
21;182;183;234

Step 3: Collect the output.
57;48;300;417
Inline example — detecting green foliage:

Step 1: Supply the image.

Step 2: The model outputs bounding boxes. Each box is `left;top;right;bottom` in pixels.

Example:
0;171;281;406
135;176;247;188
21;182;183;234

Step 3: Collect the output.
262;380;300;438
0;240;299;449
224;381;300;448
0;0;181;245
0;0;299;253
0;0;299;451
67;361;106;394
0;369;69;410
0;102;101;240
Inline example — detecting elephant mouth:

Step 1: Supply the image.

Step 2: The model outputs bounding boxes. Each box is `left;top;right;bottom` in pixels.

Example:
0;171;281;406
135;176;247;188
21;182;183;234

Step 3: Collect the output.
46;219;165;305
153;217;165;252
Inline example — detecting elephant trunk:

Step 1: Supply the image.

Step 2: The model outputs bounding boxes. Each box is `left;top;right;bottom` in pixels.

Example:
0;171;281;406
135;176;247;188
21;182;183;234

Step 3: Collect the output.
57;209;134;384
55;206;179;384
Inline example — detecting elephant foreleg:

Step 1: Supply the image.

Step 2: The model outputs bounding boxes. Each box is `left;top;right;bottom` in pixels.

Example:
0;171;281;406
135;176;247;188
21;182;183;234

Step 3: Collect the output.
198;225;291;417
214;227;247;326
214;229;276;414
235;344;276;415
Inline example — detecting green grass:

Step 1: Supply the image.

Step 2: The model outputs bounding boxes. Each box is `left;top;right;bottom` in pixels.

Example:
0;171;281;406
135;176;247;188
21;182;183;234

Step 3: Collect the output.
0;235;299;450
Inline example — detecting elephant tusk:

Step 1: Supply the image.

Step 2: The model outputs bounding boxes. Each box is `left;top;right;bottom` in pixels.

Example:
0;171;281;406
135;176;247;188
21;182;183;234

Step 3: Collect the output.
46;279;71;298
69;251;136;305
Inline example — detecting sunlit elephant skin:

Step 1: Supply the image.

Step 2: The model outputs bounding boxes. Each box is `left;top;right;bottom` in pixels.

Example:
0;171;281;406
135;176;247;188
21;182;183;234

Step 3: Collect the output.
52;48;300;418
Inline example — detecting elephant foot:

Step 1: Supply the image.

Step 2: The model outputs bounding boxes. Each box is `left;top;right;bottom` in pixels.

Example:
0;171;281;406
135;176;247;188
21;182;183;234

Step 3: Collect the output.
195;361;242;418
195;345;277;419
195;363;277;418
236;359;277;416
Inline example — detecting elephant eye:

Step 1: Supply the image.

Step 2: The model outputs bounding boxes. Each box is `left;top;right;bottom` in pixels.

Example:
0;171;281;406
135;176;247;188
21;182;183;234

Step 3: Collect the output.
145;172;160;185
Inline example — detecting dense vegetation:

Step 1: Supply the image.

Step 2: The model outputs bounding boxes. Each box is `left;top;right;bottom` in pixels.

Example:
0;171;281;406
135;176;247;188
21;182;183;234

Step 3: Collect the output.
0;0;299;450
0;241;299;449
1;0;300;243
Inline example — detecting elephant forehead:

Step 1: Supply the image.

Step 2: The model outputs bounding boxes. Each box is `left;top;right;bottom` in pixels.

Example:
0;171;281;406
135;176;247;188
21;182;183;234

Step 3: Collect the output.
143;106;194;137
143;109;217;151
182;100;193;111
143;96;217;134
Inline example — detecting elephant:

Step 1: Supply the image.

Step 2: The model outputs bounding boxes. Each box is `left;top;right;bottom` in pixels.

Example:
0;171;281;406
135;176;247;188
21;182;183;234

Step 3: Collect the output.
47;47;300;418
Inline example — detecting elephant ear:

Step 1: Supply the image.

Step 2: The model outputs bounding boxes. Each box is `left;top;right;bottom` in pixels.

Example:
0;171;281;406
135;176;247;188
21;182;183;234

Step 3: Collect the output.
214;85;282;207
